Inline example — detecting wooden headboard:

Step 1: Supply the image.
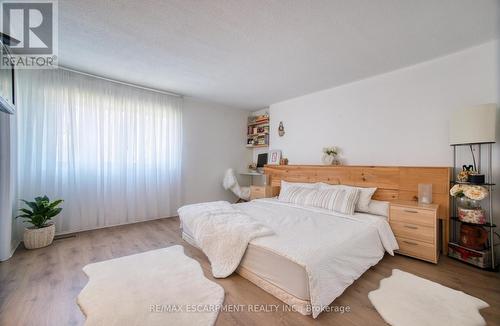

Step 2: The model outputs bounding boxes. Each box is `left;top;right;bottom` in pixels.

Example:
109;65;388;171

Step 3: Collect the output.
264;165;451;220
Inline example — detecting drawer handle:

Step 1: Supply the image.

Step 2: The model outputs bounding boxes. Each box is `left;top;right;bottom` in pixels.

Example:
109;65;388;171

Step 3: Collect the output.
402;240;418;246
403;209;419;214
404;225;418;230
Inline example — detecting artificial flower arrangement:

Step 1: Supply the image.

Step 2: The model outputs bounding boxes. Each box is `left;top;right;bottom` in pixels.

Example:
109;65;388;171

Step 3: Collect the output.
450;184;488;224
321;146;340;165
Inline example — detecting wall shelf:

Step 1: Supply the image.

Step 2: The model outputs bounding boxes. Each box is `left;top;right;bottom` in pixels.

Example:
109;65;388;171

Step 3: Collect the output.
247;119;269;126
450;181;495;186
450;217;496;228
247;132;269;137
247;114;269;148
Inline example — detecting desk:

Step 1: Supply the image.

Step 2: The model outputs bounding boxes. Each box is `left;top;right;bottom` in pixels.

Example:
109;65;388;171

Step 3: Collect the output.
239;171;266;186
239;172;264;176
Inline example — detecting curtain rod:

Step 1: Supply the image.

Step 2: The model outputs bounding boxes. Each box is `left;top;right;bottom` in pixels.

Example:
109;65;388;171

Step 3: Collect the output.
58;66;183;98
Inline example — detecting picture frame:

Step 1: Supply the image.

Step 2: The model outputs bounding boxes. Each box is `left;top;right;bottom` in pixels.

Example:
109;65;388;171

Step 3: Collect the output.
267;150;282;165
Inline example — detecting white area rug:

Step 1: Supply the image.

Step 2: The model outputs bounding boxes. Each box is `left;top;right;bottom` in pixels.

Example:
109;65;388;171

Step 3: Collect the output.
368;269;489;326
78;245;225;326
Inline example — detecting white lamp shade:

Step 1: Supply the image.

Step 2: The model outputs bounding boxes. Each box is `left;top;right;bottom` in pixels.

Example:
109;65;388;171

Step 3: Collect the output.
449;104;497;145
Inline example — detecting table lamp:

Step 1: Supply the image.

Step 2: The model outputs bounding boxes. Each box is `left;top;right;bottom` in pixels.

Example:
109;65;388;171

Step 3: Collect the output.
449;104;497;183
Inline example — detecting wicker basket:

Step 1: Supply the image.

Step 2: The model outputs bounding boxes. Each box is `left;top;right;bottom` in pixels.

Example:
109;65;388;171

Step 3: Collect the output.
23;223;55;249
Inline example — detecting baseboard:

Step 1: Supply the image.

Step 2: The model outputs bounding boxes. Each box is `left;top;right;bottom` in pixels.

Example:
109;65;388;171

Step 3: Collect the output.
53;215;178;237
2;216;178;259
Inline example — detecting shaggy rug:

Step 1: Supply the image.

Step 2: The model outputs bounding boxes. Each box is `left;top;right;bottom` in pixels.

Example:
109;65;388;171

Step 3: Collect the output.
368;269;489;326
78;245;224;326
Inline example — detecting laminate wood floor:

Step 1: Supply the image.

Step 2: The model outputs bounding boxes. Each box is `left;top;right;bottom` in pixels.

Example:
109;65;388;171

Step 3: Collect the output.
1;217;499;326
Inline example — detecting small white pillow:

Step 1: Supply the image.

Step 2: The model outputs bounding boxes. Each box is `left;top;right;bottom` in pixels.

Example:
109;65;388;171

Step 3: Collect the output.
365;200;390;217
278;185;359;215
315;187;359;215
319;183;376;213
278;186;318;206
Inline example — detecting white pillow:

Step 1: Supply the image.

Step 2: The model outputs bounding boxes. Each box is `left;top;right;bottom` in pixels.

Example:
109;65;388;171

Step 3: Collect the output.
280;180;319;194
365;200;389;217
319;183;376;213
315;187;359;215
278;186;318;206
278;185;359;215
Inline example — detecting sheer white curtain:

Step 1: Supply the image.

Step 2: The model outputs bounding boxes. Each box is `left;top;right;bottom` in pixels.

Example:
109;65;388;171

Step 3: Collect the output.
16;69;182;233
0;112;17;260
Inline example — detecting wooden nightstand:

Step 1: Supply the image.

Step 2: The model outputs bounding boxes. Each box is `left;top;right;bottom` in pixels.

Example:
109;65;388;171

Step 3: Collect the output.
250;186;280;200
389;200;439;264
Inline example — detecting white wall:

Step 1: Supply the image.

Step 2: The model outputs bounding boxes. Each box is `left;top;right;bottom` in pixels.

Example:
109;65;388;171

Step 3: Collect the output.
269;40;500;222
182;97;252;204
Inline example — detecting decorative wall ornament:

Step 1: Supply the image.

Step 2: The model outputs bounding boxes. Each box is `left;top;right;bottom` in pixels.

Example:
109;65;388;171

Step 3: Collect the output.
278;121;285;137
321;146;340;165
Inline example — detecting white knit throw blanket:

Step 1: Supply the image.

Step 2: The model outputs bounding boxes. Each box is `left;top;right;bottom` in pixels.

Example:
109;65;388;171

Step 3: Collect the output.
178;201;273;278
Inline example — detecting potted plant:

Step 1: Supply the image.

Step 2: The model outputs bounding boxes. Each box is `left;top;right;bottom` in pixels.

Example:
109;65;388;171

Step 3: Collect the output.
16;196;63;249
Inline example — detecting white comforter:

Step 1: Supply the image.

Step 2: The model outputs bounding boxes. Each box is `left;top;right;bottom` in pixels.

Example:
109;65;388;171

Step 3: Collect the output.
239;198;398;318
179;198;398;318
178;201;273;277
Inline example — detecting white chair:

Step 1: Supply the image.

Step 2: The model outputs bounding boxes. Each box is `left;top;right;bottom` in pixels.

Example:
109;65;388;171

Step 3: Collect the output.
222;168;251;202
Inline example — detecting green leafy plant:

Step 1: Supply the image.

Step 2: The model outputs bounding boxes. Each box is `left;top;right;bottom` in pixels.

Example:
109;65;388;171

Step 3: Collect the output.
16;196;63;229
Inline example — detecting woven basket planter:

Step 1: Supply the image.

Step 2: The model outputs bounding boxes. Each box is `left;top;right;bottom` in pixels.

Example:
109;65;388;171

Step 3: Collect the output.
23;223;55;249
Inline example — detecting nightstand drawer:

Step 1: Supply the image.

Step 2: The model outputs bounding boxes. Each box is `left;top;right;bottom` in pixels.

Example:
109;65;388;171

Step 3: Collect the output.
390;221;435;243
250;186;280;200
390;206;435;227
396;236;437;263
250;186;266;199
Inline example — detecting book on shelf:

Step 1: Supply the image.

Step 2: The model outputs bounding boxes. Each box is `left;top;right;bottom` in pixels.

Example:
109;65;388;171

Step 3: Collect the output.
248;114;269;124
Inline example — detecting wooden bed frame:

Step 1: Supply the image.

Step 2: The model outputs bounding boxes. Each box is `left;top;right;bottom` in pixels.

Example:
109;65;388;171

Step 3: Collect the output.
264;165;452;254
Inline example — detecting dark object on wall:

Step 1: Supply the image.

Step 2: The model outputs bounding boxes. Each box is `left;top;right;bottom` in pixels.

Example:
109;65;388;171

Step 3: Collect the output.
459;224;488;250
256;153;268;168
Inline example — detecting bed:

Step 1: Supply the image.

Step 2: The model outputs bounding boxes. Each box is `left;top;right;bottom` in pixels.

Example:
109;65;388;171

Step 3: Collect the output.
179;165;451;318
181;197;398;317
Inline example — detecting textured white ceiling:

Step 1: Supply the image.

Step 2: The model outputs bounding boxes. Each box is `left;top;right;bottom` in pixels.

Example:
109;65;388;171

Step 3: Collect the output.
59;0;499;109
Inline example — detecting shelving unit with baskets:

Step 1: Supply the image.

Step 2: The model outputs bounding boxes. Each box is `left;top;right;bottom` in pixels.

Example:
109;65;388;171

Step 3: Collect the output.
449;142;498;270
246;115;269;148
